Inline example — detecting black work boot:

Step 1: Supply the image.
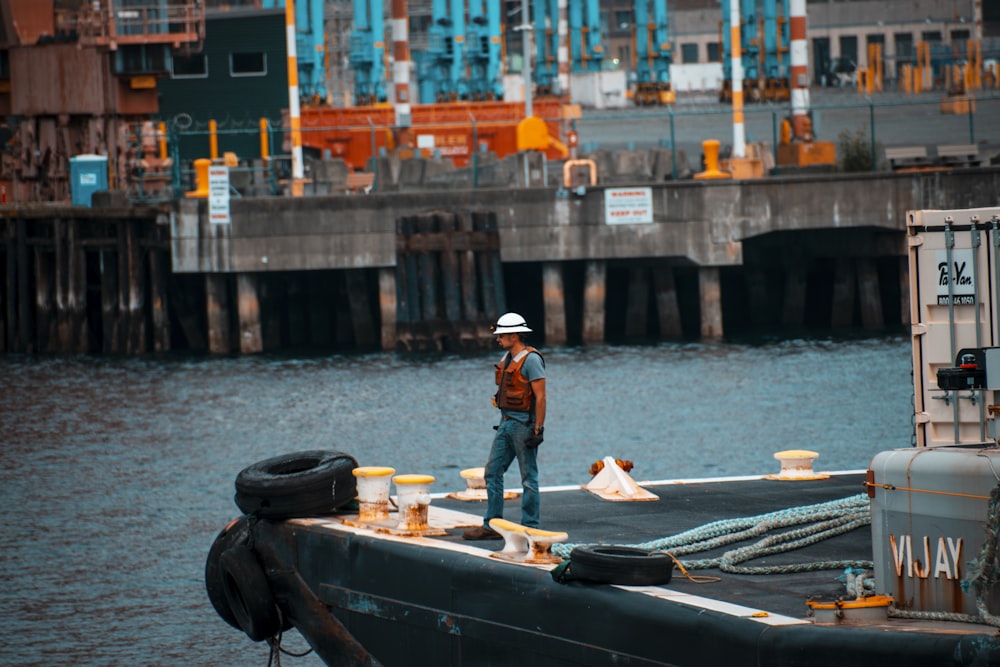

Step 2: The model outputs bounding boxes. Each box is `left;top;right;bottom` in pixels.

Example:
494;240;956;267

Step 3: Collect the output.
463;525;502;540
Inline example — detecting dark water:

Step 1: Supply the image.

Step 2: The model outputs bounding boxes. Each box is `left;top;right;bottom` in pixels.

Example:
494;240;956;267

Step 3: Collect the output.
1;336;914;666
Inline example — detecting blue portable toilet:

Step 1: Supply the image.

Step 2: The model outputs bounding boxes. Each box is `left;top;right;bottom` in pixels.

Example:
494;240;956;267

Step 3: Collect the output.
69;154;109;207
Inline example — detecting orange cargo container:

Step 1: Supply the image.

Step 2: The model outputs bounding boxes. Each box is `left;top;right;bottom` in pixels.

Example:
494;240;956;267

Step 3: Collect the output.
299;99;570;171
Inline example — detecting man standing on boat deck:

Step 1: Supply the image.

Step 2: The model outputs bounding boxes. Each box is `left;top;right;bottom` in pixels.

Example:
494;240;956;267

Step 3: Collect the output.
463;312;546;540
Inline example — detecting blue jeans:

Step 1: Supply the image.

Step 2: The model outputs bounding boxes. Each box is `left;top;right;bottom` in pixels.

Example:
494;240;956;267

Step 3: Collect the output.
483;418;539;528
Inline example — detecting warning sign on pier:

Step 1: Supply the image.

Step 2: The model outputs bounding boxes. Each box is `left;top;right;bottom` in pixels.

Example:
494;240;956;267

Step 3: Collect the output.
604;188;653;224
208;166;231;225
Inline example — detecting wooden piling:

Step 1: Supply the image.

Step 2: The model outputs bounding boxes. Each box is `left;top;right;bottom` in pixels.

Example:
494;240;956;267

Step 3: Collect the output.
125;221;146;354
259;274;282;351
437;212;463;325
699;266;723;338
149;248;171;352
4;220;13;352
856;258;884;328
54;219;69;352
237;272;263;354
831;258;855;328
17;217;31;352
378;267;397;351
67;220;87;353
205;274;231;354
286;274;307;347
306;272;334;345
652;267;683;338
476;211;506;315
415;213;440;323
346;269;376;348
625;267;650;339
582;260;606;343
34;245;52;353
542;262;567;345
394;210;502;351
781;262;807;329
100;248;119;354
456;212;479;320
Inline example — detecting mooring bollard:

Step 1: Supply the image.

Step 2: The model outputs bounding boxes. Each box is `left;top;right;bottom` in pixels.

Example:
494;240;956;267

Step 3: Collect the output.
352;466;396;523
392;474;435;532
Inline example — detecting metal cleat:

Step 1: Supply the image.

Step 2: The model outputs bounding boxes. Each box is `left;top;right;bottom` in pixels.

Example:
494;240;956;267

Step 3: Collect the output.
488;519;568;564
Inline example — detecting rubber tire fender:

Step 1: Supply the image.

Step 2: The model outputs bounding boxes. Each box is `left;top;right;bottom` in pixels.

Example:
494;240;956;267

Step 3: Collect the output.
205;516;250;630
219;545;282;642
569;545;674;586
234;450;358;519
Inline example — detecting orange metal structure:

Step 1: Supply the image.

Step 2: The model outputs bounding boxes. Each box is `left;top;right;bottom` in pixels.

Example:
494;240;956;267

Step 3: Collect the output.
299;98;571;171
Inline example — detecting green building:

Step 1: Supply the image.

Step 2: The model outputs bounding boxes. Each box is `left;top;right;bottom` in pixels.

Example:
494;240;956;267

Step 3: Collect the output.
157;8;288;164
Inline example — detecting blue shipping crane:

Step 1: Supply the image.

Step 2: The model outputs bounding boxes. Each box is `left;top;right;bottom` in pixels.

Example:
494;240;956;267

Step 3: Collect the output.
568;0;603;73
762;0;791;100
261;0;327;103
465;0;503;100
720;0;789;102
427;0;467;101
349;0;387;105
632;0;673;105
532;0;560;95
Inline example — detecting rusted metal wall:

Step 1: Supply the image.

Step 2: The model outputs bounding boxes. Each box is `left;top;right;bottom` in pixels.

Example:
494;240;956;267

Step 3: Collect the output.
0;0;55;47
10;44;107;114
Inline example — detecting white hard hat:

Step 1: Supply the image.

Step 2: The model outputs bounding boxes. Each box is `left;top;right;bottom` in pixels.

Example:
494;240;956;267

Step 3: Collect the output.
492;312;532;334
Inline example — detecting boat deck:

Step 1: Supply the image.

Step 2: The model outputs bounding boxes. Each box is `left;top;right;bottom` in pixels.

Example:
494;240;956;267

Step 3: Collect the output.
272;469;999;666
431;471;870;619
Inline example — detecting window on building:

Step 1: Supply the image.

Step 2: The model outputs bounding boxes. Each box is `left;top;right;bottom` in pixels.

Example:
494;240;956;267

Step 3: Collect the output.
230;51;266;77
681;43;699;64
921;31;942;44
707;41;721;62
839;35;858;68
895;33;913;60
614;11;630;31
172;53;208;78
951;29;970;55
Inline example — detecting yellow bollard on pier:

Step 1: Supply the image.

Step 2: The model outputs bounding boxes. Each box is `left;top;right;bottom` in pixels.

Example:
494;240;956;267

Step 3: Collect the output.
185;158;212;198
694;139;731;180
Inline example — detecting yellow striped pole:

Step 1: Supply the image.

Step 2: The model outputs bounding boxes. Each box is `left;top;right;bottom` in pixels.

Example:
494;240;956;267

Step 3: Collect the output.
730;0;745;158
285;0;304;197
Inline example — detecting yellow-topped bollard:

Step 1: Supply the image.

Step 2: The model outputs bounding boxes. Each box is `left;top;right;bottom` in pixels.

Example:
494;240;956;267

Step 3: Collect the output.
352;466;396;523
184;158;212;198
694;139;731;180
393;474;435;532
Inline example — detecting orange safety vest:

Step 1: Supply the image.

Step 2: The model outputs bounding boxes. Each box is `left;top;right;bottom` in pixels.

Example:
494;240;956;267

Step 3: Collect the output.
494;347;544;412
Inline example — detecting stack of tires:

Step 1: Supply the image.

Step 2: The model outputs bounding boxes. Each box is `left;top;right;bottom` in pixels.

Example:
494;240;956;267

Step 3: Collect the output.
204;450;358;641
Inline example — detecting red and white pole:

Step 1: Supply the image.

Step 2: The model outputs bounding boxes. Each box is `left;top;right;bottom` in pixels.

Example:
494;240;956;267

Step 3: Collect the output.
789;0;811;141
391;0;412;131
557;0;569;97
284;0;304;196
730;0;745;158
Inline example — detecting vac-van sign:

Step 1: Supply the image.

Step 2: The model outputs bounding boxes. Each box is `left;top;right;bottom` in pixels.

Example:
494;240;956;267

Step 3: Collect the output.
936;249;975;305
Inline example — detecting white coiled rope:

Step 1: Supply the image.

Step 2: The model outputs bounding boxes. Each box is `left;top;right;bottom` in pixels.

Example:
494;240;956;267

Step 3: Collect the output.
552;494;873;573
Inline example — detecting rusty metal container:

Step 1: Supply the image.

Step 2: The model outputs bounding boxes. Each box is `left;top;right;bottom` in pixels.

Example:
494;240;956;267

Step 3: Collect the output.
869;445;1000;616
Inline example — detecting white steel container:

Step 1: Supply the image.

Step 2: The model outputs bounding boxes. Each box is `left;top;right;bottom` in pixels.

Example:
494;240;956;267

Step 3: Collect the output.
908;207;1000;447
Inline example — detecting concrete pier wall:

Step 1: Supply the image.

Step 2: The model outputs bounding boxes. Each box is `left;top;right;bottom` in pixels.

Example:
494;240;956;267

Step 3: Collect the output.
171;169;1000;274
2;168;999;354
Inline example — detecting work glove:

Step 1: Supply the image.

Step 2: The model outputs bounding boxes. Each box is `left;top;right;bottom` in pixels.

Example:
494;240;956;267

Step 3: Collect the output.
526;427;544;449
